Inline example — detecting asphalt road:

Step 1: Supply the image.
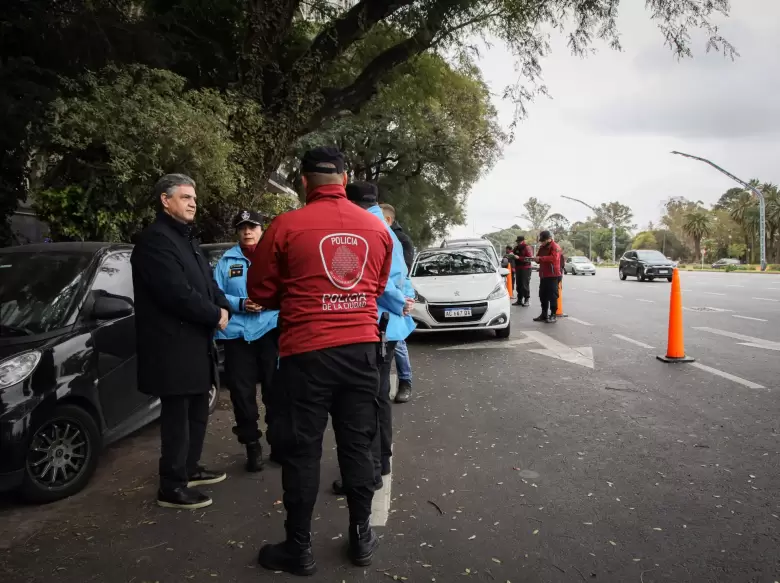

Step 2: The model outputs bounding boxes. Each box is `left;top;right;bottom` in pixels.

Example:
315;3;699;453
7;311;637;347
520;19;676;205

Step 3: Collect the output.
1;269;779;582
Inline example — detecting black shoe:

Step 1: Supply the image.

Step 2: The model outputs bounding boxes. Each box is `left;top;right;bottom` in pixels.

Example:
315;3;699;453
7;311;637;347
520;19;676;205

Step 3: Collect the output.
532;314;548;322
245;442;264;473
157;486;212;509
381;457;391;476
349;521;379;567
395;380;412;403
513;301;523;306
546;315;557;324
257;526;316;576
187;467;227;487
523;299;531;307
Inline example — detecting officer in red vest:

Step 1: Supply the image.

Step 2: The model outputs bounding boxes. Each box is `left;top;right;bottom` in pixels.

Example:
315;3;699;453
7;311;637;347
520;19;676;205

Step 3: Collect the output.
533;230;562;323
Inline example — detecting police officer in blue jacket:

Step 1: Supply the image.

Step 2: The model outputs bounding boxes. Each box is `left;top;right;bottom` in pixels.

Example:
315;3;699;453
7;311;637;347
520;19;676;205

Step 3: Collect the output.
214;210;280;472
332;182;416;494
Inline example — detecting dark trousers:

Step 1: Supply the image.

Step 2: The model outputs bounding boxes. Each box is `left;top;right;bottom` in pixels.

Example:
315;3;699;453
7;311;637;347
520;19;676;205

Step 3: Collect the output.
270;343;379;532
374;341;397;478
159;393;210;491
517;269;532;301
539;277;559;316
222;329;279;444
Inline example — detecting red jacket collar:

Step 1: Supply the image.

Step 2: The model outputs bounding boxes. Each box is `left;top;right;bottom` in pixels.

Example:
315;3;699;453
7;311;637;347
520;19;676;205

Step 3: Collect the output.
305;184;347;203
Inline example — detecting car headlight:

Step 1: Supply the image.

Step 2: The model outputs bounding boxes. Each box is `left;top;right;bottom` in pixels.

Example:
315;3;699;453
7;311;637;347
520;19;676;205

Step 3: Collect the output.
0;351;42;389
415;290;428;304
487;283;508;301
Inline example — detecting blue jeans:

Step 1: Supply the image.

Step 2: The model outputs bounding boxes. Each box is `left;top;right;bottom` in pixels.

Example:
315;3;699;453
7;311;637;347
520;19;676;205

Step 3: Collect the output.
394;339;412;383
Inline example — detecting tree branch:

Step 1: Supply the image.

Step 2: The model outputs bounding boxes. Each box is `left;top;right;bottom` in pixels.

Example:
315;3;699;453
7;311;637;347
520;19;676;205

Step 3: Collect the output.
241;0;302;86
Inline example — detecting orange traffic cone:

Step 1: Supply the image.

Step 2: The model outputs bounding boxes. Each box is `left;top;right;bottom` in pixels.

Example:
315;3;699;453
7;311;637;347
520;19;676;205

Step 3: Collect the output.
657;268;695;363
506;267;513;298
555;279;568;318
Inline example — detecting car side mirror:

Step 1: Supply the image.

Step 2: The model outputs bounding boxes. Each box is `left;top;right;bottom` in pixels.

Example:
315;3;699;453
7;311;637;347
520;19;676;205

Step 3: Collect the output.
498;267;510;276
92;295;134;320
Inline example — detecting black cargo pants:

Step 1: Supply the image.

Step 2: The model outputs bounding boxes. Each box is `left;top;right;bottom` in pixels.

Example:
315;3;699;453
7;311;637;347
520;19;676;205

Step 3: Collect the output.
374;341;397;478
517;268;532;302
269;342;380;533
222;328;279;444
539;277;559;316
159;392;209;491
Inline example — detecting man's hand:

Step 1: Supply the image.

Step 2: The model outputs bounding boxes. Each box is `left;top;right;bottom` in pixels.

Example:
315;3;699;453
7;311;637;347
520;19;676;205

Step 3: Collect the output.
403;298;415;316
218;308;230;330
244;299;264;313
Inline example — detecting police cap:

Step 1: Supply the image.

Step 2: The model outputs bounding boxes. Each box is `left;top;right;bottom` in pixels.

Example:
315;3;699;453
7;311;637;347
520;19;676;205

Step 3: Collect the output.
301;146;345;174
233;209;265;229
346;181;378;205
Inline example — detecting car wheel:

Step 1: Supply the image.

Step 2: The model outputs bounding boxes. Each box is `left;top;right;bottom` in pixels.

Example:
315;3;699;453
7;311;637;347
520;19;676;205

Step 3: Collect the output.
648;277;655;281
208;384;219;415
637;268;646;282
21;404;101;503
591;272;596;276
495;323;511;339
667;277;673;282
619;268;627;280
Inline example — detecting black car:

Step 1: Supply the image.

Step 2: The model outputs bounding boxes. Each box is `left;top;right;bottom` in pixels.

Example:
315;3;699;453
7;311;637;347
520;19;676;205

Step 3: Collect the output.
711;258;740;269
619;250;675;282
0;243;218;503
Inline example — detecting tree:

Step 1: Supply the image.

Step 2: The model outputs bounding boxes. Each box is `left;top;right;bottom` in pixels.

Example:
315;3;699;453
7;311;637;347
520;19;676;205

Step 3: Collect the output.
291;49;504;247
652;229;686;260
31;66;245;242
1;0;735;237
683;209;713;260
521;197;552;235
547;213;570;240
632;231;657;250
591;201;635;230
484;225;528;251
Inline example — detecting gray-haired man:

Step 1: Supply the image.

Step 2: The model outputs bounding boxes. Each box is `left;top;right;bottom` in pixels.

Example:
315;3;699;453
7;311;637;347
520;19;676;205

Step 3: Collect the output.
131;173;232;509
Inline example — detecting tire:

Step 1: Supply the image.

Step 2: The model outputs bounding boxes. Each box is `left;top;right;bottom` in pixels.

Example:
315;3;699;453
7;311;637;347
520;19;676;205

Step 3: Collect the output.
21;404;101;503
208;384;219;415
667;277;673;282
591;272;596;276
495;323;511;339
637;269;646;282
619;268;627;280
648;277;655;281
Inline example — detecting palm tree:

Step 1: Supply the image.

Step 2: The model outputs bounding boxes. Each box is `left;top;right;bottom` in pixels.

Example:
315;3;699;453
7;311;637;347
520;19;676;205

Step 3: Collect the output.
683;210;713;260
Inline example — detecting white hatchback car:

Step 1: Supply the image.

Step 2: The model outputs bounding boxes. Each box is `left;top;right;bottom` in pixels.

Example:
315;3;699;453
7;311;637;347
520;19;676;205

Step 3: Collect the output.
564;256;596;275
410;247;511;338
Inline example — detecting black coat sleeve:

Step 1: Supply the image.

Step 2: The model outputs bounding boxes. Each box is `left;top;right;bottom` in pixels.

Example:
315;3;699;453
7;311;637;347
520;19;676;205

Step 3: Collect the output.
131;231;222;327
396;230;415;272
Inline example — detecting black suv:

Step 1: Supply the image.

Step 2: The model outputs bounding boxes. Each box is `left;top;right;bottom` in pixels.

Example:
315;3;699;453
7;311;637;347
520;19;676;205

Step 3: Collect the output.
619;250;675;282
0;243;218;503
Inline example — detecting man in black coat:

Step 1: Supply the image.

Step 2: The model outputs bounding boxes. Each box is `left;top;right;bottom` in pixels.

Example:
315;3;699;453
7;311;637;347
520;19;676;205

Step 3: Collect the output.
380;203;414;272
131;173;232;510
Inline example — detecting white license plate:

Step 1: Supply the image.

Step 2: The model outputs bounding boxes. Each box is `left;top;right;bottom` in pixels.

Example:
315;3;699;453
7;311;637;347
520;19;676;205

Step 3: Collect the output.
445;308;472;318
658;269;668;274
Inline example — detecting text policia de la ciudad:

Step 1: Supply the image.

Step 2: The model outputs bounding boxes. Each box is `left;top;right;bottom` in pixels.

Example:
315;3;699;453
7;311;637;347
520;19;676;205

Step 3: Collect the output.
320;233;371;311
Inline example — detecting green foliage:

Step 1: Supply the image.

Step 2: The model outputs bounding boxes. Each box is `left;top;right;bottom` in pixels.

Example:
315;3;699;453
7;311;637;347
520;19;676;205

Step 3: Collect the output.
32;65;242;242
728;242;747;259
590;202;635;230
484;225;529;252
520;198;553;235
632;231;657;250
724;264;738;272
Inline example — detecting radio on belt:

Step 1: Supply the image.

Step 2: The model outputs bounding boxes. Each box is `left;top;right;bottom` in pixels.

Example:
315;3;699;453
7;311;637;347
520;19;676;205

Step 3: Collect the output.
378;312;390;363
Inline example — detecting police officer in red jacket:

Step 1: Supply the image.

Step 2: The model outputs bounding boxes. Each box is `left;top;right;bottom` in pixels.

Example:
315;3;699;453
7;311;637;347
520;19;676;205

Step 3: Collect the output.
246;147;394;576
533;230;562;323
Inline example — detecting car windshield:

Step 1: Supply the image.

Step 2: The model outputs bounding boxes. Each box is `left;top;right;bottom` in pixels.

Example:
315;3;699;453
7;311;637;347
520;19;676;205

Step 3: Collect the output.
412;249;495;277
204;246;230;268
572;257;589;263
0;251;92;337
636;251;667;261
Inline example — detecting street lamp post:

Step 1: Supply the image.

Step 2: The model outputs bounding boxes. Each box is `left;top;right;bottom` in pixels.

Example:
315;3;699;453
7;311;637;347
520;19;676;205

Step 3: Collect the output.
561;196;617;263
671;151;767;272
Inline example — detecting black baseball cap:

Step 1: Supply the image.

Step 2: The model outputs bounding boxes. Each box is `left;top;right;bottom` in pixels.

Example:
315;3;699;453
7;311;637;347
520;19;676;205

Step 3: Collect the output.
346;181;378;205
516;235;525;242
539;230;552;241
233;210;265;228
301;146;345;174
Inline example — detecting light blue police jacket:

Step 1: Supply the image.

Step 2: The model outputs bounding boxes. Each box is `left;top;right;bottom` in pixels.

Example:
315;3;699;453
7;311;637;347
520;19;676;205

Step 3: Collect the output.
213;245;279;342
367;205;416;342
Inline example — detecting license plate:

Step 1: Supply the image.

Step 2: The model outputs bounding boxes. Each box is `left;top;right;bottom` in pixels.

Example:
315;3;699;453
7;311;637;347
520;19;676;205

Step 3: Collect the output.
445;308;472;318
658;269;668;274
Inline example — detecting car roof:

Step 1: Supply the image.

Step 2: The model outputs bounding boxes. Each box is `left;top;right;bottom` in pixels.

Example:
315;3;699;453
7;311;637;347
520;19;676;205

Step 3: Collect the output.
444;238;491;246
0;242;132;254
419;246;490;255
201;242;234;250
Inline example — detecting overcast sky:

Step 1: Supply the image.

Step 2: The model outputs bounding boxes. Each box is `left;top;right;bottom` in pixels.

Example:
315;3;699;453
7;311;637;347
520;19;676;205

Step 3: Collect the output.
450;0;780;240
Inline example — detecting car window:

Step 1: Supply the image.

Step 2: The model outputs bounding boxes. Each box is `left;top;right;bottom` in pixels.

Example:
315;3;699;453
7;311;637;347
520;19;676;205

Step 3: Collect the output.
90;251;134;301
636;250;667;261
412;249;495;277
0;250;92;337
205;246;230;268
572;257;589;263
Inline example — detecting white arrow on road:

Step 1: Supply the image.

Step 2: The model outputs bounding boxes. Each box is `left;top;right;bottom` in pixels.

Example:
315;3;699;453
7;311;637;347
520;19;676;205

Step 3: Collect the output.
694;327;780;350
438;337;536;350
523;330;595;369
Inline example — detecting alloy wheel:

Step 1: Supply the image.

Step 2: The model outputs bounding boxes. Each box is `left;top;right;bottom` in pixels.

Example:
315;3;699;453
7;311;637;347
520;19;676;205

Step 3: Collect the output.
26;419;90;490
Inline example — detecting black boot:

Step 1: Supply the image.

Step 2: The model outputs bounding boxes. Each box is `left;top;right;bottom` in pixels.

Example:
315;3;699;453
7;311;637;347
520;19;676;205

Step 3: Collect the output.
157;486;212;509
349;520;379;567
545;315;557;324
532;313;548;322
257;525;316;576
245;442;264;473
394;380;412;403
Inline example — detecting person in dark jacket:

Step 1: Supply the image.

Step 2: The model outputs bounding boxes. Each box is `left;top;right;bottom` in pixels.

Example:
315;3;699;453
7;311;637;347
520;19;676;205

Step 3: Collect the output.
533;230;563;323
213;210;280;472
131;173;231;510
379;203;415;403
513;236;534;307
247;147;395;575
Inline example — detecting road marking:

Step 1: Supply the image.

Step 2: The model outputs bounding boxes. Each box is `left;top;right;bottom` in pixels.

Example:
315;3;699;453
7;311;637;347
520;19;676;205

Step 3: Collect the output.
608;294;623;298
732;315;768;322
438;337;536;351
726;285;744;288
702;292;726;296
523;330;595;369
584;290;598;294
371;452;393;526
613;334;654;349
637;299;655;303
738;342;780;351
567;317;593;326
693;327;780;350
689;362;765;390
752;297;779;302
